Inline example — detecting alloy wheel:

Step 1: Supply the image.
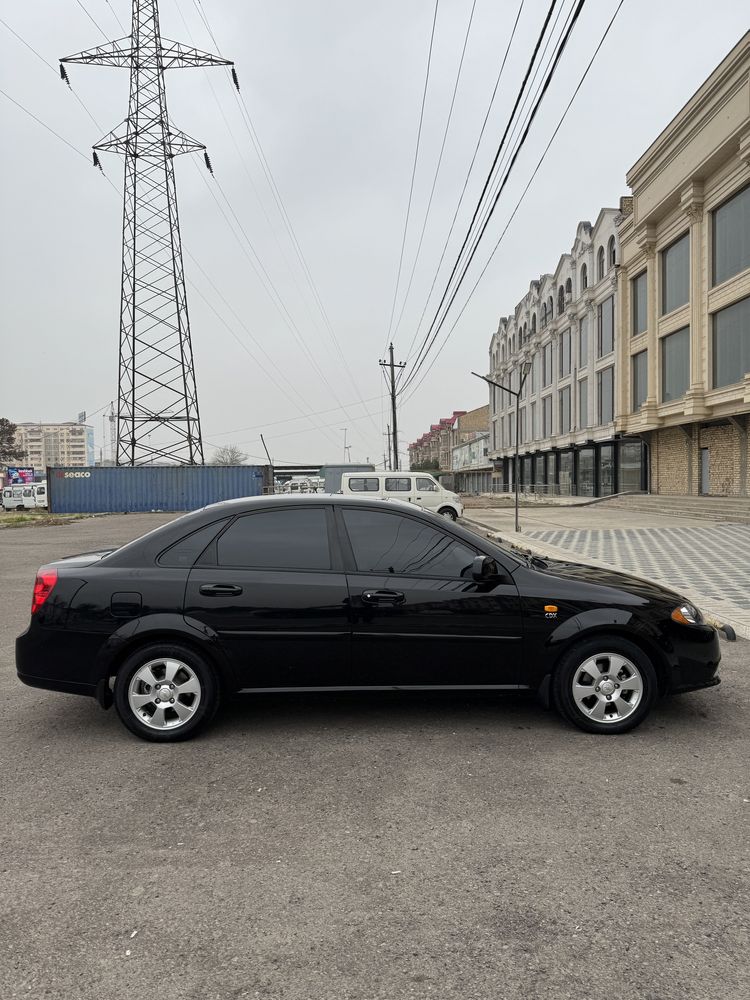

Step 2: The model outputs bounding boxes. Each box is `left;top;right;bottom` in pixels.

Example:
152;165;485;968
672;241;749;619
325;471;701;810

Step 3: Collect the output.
571;652;644;724
127;657;202;730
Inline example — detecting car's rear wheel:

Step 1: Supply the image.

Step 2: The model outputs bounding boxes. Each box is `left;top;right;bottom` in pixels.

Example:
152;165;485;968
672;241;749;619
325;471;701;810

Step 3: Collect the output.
113;643;220;742
552;635;657;734
438;507;457;521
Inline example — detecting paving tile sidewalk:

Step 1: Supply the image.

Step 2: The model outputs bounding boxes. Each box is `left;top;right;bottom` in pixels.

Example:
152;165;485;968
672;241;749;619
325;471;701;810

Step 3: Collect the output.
463;509;750;640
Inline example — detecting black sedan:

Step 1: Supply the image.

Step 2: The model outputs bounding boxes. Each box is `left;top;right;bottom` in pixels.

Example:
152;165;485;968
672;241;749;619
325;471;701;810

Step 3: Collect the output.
16;495;726;741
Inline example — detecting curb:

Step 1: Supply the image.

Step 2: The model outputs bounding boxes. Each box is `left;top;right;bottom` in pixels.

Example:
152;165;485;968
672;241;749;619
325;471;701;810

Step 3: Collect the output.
461;517;749;642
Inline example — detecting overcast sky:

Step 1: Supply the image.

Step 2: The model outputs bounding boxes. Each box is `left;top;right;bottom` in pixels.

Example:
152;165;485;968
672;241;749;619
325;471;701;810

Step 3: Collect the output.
2;1;748;466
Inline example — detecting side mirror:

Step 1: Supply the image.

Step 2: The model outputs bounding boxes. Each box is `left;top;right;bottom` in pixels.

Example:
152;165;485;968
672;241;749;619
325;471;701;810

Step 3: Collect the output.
472;555;499;582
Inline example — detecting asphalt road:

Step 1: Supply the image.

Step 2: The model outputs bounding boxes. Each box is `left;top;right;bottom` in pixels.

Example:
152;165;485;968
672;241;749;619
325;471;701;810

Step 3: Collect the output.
1;514;748;1000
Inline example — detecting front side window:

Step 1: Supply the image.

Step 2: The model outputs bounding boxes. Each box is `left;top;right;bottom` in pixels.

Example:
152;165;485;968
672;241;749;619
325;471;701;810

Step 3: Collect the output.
416;477;438;492
342;509;477;578
713;295;750;388
713;184;750;286
217;508;331;570
385;477;411;492
559;386;571;434
632;350;648;411
662;233;690;314
559;329;571;376
661;326;690;401
597;366;614;424
632;271;647;336
348;477;379;492
597;296;614;357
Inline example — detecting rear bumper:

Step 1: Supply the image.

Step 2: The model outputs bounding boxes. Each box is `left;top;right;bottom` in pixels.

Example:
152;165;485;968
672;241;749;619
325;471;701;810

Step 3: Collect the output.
16;670;95;698
16;626;102;698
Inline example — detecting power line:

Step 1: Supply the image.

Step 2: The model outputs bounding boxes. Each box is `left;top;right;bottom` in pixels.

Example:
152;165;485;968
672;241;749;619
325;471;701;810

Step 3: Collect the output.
0;87;92;161
401;0;527;368
0;16;103;131
103;0;127;34
391;0;477;344
401;0;563;392
383;0;440;354
401;0;627;404
191;0;381;438
74;0;110;42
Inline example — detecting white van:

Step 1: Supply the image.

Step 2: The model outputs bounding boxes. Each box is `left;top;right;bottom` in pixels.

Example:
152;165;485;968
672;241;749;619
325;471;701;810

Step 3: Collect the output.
340;471;463;520
32;482;48;509
2;485;27;511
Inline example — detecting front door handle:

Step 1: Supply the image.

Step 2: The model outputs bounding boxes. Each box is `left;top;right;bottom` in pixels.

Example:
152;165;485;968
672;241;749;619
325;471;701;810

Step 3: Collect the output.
361;589;405;606
199;584;243;596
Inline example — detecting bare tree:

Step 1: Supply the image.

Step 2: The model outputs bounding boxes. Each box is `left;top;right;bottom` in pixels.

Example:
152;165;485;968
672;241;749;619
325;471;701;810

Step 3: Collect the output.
210;444;248;466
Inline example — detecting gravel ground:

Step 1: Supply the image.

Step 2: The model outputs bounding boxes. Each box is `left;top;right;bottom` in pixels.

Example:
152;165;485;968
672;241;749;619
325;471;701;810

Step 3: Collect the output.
1;513;748;1000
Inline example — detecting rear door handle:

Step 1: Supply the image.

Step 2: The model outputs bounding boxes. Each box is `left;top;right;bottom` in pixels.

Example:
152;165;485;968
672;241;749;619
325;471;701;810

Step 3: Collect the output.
361;589;405;606
199;584;243;596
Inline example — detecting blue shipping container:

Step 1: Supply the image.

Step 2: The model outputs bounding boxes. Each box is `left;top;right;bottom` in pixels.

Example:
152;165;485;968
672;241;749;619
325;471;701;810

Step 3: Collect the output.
49;465;267;514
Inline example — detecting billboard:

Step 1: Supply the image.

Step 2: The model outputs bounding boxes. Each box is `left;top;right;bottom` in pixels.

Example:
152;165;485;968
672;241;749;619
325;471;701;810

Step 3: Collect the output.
6;467;35;484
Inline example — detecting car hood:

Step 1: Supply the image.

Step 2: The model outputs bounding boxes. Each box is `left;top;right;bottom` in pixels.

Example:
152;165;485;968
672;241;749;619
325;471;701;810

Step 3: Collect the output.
526;555;685;606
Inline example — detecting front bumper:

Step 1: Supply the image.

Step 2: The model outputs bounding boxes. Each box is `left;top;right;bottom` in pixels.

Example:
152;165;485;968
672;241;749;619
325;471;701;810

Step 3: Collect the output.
667;622;722;695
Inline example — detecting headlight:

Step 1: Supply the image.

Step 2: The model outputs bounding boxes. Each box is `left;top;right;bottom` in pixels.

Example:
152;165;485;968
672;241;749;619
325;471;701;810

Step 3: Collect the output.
671;603;703;625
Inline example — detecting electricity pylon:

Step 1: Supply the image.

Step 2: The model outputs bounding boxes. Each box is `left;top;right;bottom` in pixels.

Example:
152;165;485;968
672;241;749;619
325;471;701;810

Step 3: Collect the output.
62;0;235;466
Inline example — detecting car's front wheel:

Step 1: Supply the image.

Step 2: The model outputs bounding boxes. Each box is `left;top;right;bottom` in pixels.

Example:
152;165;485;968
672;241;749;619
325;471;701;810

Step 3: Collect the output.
552;635;657;734
438;507;457;521
113;643;220;742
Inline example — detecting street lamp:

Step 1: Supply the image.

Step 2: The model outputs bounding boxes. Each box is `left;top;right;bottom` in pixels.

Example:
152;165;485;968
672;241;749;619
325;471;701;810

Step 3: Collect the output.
472;361;532;534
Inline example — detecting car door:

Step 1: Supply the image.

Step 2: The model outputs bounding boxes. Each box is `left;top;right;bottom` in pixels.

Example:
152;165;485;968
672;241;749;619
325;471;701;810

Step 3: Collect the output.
337;505;523;688
414;475;441;513
184;504;351;689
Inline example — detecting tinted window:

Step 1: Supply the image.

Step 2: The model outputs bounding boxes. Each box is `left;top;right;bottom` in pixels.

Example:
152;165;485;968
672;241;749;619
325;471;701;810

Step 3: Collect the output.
661;327;690;401
632;271;647;335
348;478;379;492
713;184;750;286
385;477;411;492
416;477;437;491
713;296;750;388
632;351;648;411
598;296;614;356
343;509;477;578
662;234;690;314
159;518;231;567
217;508;330;570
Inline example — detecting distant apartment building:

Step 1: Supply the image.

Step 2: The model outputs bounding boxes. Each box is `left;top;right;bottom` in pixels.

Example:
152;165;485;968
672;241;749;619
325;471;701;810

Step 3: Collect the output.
616;31;750;495
450;405;491;492
488;208;647;495
15;422;95;472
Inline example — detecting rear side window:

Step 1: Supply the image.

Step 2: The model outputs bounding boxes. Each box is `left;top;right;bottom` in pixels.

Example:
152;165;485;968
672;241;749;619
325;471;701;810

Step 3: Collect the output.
158;519;230;567
347;478;380;492
217;507;331;570
342;509;477;578
385;478;411;492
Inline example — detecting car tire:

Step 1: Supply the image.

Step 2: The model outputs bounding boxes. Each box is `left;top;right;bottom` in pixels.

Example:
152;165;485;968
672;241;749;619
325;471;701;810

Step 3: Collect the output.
552;635;657;735
113;643;220;742
438;507;458;521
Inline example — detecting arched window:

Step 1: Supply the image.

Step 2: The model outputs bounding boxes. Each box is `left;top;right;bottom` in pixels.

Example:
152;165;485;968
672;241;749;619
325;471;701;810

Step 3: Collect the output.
558;286;565;314
581;263;588;290
501;343;506;362
597;246;605;281
608;235;617;268
565;277;572;299
531;313;537;335
541;303;547;327
548;295;554;318
523;322;527;344
511;335;515;354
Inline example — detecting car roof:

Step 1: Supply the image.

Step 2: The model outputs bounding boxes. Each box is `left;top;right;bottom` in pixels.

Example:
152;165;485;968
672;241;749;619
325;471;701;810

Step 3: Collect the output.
201;493;415;513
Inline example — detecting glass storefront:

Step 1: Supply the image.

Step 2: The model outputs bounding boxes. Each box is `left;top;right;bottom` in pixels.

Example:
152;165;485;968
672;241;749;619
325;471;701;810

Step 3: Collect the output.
522;456;532;489
618;440;645;493
559;451;574;495
578;448;595;497
546;454;556;493
600;444;615;496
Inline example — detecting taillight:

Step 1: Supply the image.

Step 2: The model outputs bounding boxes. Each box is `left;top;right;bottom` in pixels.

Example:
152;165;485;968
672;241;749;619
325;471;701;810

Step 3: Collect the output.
31;568;58;615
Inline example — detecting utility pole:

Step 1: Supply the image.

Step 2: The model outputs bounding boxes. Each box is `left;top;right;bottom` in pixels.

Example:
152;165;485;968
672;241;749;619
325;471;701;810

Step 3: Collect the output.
61;1;236;466
385;424;392;471
379;344;406;471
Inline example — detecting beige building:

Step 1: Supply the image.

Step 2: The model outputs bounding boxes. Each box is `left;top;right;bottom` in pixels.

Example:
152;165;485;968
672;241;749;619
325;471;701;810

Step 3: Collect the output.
617;31;750;495
15;422;95;472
